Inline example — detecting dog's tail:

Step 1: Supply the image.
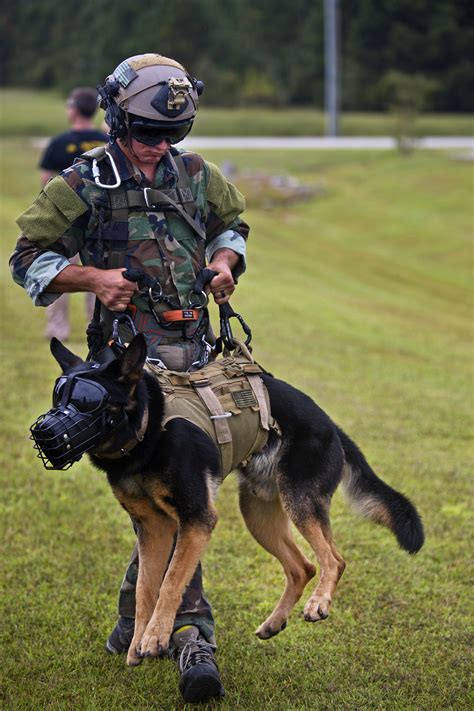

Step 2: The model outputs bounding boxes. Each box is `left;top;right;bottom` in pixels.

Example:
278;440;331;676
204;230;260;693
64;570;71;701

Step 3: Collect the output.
337;427;424;554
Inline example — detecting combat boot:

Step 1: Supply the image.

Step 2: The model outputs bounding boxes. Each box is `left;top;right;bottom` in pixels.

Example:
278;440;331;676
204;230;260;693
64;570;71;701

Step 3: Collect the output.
173;625;225;704
105;616;134;654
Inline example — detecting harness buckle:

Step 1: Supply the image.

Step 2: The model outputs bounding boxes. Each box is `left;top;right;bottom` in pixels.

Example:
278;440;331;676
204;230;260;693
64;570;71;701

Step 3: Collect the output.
191;377;210;388
143;187;155;208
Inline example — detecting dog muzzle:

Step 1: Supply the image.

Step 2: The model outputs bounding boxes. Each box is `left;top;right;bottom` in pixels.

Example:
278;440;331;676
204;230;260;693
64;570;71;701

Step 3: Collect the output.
30;373;126;470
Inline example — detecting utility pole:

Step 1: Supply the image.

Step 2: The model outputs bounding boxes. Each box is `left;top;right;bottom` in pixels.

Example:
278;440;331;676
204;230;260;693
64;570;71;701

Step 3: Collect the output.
324;0;340;136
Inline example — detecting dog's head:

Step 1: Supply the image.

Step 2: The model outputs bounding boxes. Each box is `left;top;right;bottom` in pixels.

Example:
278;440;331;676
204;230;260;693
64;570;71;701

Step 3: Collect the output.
30;334;148;470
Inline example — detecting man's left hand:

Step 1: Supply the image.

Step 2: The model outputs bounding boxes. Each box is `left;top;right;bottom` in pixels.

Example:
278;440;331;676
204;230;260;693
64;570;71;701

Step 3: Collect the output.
207;249;238;305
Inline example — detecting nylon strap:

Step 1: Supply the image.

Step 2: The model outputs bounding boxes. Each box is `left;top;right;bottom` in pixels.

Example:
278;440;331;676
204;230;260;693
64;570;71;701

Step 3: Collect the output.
105;188;205;240
171;153;199;219
190;378;233;474
191;380;233;472
246;375;270;431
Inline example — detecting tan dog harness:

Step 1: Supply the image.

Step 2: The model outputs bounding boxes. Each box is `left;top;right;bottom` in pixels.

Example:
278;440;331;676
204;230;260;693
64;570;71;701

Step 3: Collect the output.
146;345;278;477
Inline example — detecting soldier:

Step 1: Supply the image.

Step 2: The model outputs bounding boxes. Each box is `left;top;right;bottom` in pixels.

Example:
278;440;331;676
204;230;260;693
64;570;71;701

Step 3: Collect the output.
39;87;108;342
10;53;249;704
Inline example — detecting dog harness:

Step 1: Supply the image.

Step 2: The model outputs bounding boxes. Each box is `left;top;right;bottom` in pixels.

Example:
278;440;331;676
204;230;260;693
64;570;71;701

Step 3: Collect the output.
146;344;279;477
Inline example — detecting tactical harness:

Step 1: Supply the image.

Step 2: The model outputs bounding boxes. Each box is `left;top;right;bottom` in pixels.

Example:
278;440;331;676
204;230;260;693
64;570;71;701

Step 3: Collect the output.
148;342;278;477
85;145;207;324
84;145;206;257
82;146;214;359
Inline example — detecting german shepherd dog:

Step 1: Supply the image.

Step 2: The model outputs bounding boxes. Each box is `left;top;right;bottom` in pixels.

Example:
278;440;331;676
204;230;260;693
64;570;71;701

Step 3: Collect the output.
47;334;424;667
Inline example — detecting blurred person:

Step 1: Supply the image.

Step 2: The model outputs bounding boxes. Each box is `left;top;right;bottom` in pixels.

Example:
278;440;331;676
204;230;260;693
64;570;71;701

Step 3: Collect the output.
11;53;249;704
40;87;108;341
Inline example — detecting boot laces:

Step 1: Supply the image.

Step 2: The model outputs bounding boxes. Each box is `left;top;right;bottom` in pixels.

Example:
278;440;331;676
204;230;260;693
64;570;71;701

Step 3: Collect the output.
179;638;215;674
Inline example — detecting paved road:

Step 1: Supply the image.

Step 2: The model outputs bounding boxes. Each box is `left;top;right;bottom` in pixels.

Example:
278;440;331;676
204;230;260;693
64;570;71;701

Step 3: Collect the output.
181;136;474;150
31;136;474;152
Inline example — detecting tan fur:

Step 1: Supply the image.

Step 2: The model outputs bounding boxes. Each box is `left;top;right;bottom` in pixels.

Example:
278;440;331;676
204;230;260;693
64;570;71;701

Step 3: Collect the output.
295;519;346;621
112;479;217;665
137;522;217;660
239;481;316;638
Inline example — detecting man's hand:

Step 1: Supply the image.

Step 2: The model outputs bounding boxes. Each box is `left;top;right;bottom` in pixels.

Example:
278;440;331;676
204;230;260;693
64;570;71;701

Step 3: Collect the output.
207;248;239;305
90;269;139;311
48;265;138;312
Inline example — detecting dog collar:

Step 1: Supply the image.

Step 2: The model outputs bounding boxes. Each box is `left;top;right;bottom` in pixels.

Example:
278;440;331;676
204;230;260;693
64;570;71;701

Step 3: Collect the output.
94;404;149;459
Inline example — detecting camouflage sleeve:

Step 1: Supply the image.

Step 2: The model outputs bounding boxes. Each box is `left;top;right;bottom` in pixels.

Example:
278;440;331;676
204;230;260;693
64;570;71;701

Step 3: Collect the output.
203;161;249;278
10;171;90;305
9;238;73;306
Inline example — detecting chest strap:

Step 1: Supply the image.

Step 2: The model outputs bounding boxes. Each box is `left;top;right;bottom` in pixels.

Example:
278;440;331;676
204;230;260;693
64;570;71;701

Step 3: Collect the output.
107;187;205;240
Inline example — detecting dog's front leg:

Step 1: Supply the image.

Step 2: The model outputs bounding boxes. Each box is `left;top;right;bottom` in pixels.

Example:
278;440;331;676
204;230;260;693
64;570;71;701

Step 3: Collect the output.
124;510;176;667
139;517;216;658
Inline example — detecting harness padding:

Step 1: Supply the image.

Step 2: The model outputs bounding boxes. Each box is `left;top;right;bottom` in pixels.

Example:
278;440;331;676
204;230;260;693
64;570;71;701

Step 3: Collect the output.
146;348;278;477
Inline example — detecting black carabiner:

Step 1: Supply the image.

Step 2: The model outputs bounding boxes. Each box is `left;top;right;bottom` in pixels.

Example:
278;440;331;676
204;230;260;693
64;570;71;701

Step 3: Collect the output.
219;302;252;350
111;312;139;351
192;268;253;350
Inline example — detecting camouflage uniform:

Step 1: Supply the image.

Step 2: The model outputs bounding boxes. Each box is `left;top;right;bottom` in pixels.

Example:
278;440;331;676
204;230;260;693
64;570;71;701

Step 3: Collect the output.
10;139;248;645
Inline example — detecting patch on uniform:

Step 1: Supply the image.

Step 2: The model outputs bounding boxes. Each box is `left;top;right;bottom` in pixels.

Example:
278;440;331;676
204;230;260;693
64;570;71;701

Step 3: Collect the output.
232;389;257;409
16;176;88;245
114;60;138;88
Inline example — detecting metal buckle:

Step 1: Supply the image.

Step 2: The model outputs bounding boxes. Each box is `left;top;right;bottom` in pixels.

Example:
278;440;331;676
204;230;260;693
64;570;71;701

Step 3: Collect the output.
191;377;210;388
143;187;155;208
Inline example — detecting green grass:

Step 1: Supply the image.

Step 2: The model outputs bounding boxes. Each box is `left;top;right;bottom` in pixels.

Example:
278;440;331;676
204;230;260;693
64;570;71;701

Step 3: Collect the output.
1;136;473;709
1;88;473;138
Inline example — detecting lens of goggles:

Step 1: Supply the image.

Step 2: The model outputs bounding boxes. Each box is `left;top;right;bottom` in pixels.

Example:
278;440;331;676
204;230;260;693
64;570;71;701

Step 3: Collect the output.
130;122;190;146
53;377;109;414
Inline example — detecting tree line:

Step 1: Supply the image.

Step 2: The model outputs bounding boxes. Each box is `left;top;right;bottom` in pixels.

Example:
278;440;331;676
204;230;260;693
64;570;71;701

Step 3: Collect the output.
1;0;472;111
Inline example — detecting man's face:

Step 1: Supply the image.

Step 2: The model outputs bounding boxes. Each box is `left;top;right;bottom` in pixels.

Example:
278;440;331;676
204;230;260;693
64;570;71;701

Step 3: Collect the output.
121;137;171;165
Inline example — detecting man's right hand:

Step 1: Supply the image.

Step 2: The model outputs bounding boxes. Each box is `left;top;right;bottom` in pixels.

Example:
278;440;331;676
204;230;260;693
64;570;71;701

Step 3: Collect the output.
90;268;139;311
48;265;139;312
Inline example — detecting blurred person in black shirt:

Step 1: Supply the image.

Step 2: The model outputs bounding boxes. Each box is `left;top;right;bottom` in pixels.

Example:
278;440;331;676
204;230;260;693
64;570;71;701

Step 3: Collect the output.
40;87;108;340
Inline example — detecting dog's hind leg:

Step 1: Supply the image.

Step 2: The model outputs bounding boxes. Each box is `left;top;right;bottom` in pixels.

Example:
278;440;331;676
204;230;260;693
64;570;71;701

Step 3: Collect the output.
291;508;346;622
239;479;316;639
277;430;346;623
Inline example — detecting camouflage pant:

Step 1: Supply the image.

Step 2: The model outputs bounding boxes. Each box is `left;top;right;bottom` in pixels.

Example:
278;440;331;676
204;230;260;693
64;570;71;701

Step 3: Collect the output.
118;540;216;646
118;341;215;646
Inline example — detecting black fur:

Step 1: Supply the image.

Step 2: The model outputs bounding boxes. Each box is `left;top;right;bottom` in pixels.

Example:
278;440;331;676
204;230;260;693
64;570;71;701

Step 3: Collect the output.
49;334;424;657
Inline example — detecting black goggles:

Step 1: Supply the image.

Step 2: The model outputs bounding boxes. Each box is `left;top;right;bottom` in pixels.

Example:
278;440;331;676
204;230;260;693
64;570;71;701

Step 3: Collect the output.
53;376;110;414
130;122;191;146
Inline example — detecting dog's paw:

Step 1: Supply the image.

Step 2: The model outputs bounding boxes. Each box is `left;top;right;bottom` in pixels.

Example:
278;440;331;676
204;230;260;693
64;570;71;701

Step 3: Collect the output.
126;645;143;667
255;616;288;640
138;628;170;658
303;595;331;622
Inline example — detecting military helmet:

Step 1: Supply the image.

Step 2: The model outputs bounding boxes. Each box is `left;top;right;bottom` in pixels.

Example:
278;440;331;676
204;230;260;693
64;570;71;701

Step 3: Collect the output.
98;53;204;143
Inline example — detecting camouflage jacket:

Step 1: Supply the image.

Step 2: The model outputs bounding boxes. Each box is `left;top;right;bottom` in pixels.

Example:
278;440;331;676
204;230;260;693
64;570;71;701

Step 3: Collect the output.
10;142;248;339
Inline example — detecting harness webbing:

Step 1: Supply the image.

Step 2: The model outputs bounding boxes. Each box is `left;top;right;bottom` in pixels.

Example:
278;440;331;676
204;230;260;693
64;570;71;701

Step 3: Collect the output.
150;345;277;477
82;147;205;241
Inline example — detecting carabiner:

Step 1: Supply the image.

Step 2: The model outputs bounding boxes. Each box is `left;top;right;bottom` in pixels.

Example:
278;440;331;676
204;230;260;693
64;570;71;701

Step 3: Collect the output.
219;303;252;350
92;151;122;189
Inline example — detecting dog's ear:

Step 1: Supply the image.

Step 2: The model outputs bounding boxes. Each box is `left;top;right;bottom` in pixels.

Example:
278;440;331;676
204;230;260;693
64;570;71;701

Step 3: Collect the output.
116;333;148;385
50;338;83;372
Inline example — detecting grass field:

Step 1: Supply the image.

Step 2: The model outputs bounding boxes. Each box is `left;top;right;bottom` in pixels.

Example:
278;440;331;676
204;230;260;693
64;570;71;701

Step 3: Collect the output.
1;88;473;138
0;132;473;709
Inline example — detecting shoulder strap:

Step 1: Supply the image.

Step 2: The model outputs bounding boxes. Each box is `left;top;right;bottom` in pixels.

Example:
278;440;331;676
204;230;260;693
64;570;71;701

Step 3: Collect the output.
172;153;200;217
80;145;108;161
